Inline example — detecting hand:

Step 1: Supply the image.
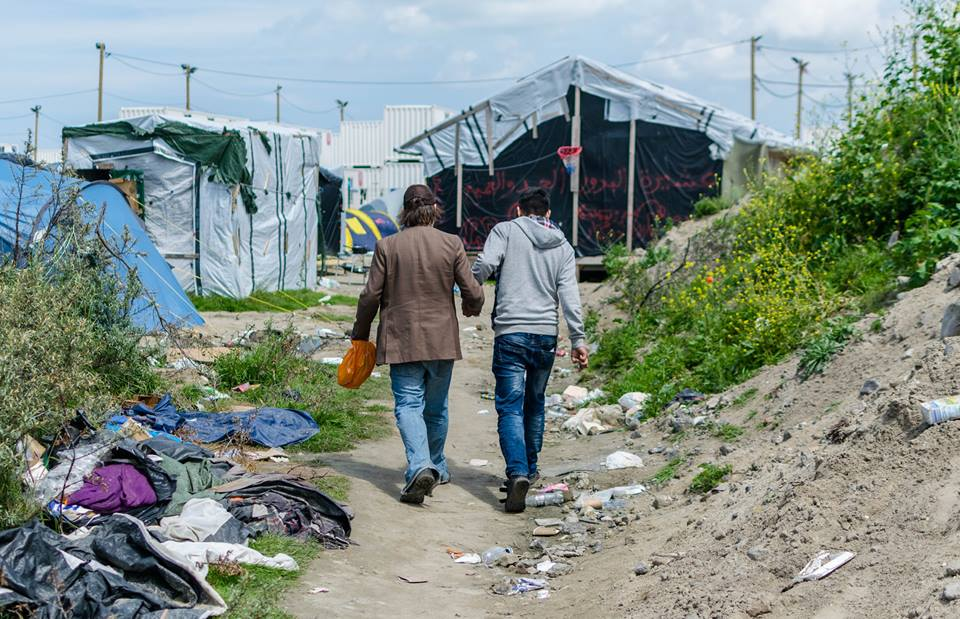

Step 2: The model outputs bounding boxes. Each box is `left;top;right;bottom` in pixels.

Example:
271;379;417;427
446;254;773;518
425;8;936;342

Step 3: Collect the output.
571;345;589;369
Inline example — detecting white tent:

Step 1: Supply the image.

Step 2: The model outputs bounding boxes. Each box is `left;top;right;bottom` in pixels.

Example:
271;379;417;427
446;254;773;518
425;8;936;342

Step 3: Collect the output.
64;114;322;298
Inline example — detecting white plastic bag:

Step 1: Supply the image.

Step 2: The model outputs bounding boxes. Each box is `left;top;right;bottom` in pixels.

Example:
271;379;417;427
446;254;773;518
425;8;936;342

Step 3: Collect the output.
604;451;644;470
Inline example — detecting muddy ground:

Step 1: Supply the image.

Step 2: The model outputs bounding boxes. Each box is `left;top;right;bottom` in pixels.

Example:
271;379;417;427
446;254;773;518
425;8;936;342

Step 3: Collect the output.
194;252;960;618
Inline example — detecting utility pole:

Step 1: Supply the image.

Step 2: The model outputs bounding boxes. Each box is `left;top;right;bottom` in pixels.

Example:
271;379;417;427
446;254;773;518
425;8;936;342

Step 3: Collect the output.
30;105;40;157
750;35;762;120
791;57;808;141
845;72;855;123
275;85;282;123
912;33;919;88
96;42;106;121
336;99;348;125
180;64;197;110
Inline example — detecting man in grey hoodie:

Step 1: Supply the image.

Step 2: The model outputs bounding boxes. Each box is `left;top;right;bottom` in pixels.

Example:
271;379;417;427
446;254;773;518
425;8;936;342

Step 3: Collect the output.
472;187;588;513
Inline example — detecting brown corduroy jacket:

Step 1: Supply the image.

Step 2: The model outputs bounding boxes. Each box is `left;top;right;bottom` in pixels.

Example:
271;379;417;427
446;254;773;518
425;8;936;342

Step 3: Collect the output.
351;226;485;365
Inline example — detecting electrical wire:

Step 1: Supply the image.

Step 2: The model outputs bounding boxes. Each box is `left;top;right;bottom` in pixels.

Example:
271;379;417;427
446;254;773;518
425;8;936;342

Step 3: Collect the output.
613;39;750;67
802;91;847;109
758;77;848;89
104;90;176;106
756;79;797;99
759;43;881;54
108;54;182;77
39;112;67;126
191;77;276;98
0;89;98;106
278;95;338;115
0;112;33;120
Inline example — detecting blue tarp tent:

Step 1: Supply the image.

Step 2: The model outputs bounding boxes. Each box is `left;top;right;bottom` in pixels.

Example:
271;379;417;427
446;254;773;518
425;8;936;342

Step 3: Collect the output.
0;158;203;332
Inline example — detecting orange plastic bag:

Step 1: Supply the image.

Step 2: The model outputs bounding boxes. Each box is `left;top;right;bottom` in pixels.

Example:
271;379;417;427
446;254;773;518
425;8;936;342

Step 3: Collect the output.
338;340;377;389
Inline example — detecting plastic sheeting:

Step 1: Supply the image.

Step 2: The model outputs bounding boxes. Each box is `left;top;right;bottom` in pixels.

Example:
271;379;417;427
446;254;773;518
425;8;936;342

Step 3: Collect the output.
0;515;226;618
64;115;322;298
404;56;797;177
0;158;204;331
127;394;320;448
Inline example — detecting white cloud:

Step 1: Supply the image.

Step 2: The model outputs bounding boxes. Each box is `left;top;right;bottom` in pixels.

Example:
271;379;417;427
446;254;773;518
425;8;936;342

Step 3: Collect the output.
385;4;432;33
754;0;890;40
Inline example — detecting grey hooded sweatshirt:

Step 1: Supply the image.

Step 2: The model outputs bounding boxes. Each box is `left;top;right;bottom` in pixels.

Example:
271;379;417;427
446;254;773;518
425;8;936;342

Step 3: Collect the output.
472;217;585;348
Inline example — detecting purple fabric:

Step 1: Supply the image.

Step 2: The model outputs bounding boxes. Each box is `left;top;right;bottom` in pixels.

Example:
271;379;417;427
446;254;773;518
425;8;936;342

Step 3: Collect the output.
69;464;157;513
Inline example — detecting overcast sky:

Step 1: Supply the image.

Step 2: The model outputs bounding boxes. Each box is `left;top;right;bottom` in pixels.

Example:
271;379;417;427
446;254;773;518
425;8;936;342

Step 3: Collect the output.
2;0;905;150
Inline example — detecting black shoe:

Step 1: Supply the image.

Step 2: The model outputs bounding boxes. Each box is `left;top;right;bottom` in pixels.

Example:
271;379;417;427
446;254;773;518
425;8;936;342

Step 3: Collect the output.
502;476;530;513
401;468;438;505
499;472;539;492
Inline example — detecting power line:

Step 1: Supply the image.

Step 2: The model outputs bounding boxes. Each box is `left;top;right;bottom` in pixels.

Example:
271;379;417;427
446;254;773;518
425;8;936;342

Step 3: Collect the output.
802;91;847;109
108;55;182;77
39;112;68;126
758;77;848;89
191;77;275;98
104;90;177;106
0;112;33;121
759;43;881;54
613;39;750;67
756;79;796;99
0;88;98;106
278;94;339;115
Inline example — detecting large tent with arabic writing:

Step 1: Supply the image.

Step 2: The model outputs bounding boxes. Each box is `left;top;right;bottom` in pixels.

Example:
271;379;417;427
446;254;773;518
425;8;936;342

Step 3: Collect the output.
399;56;799;257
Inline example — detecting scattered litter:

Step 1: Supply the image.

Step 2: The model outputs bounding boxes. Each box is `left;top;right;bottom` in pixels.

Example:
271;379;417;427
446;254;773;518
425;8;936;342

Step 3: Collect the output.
309;587;330;594
536;559;556;573
562;385;588;404
785;551;856;590
673;388;705;404
482;546;513;566
562;408;612;435
477;409;491;415
921;396;960;425
232;382;260;393
574;484;646;509
320;357;343;365
318;277;341;289
480;391;496;400
469;459;489;467
618;392;650;411
545;394;564;408
509;578;546;595
537;589;550;600
555;347;567;357
534;517;564;527
525;491;565;507
463;326;477;332
532;526;560;537
372;371;382;378
398;575;429;584
169;357;200;371
604;451;644;470
319;294;332;303
455;553;482;564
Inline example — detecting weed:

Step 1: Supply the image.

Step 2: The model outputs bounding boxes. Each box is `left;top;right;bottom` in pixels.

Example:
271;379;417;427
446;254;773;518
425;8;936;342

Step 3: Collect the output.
745;410;758;421
711;423;744;442
692;196;732;219
207;534;321;618
688;463;732;494
731;388;758;408
796;318;859;380
648;456;684;486
311;474;351;502
869;318;884;333
190;289;357;313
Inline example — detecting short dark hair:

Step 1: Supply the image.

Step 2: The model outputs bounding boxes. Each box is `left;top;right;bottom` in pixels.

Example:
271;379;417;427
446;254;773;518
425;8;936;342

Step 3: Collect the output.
518;187;549;215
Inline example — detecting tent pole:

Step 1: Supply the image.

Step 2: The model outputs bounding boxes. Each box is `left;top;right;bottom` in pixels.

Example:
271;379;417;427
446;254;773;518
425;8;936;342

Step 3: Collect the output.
571;86;581;247
486;107;494;176
626;118;636;252
532;111;538;139
455;122;463;228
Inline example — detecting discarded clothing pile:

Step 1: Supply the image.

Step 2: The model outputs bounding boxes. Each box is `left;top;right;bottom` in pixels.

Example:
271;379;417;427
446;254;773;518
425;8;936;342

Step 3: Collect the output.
124;394;320;448
7;406;352;618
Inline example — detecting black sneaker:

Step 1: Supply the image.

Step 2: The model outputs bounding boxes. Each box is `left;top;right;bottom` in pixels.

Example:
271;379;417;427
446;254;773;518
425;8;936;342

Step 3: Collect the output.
400;468;438;505
502;476;530;513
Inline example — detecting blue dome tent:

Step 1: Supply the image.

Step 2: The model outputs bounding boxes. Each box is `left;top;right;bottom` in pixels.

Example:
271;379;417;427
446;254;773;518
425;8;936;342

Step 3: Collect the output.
0;158;203;332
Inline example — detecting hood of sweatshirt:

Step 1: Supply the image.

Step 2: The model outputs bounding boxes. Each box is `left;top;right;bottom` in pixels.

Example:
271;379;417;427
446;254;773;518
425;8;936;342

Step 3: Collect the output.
513;216;567;250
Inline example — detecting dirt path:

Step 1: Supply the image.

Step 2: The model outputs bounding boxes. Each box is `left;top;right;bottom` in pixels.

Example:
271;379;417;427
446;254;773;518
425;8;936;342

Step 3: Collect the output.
283;309;550;618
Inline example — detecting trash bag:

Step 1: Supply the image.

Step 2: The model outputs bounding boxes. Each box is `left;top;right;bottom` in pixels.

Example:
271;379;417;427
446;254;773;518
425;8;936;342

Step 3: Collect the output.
338;340;376;389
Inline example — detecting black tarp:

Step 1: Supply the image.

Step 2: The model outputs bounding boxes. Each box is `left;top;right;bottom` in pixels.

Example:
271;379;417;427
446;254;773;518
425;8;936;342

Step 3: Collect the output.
428;90;721;257
318;167;343;256
0;516;225;618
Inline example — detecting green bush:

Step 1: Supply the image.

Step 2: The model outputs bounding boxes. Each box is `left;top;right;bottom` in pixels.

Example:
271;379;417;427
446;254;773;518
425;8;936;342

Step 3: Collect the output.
0;199;161;525
692;196;732;219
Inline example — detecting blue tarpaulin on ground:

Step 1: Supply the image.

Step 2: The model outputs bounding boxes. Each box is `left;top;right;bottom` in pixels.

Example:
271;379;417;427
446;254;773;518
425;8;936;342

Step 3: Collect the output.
126;394;320;448
0;158;203;332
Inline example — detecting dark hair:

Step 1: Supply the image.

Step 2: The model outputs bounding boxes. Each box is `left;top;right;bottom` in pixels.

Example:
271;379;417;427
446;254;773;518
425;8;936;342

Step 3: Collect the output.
518;187;550;215
400;184;440;228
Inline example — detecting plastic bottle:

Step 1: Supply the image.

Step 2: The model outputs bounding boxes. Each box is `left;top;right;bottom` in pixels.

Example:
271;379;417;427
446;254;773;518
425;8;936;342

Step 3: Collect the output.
602;498;628;510
481;546;512;566
525;491;565;507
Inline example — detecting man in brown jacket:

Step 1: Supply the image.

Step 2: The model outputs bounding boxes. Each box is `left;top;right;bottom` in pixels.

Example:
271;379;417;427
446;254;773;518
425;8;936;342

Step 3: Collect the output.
352;185;484;504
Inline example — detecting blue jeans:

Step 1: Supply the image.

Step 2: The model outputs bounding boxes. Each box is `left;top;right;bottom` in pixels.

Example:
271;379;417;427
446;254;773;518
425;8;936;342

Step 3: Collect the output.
390;360;454;485
492;333;557;479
